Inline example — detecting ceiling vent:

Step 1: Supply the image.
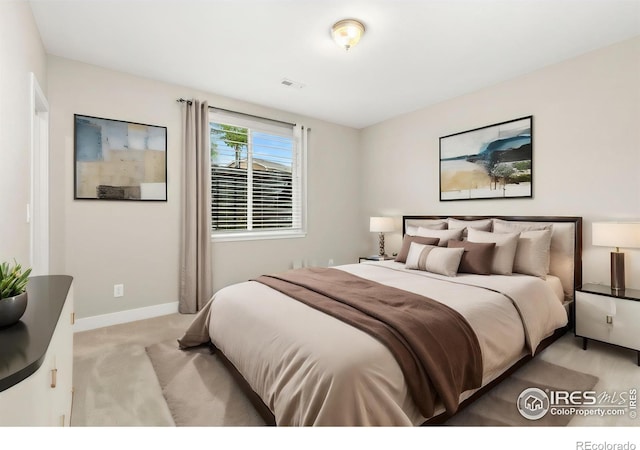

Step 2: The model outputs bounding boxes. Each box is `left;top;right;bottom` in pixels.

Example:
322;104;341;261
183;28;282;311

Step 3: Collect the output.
280;78;305;89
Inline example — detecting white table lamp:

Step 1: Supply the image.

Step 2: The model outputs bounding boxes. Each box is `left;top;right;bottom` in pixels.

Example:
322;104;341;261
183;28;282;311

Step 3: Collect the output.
592;222;640;293
370;217;395;257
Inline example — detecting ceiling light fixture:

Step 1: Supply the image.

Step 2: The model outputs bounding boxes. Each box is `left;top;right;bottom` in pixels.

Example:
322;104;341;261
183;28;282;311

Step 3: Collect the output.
331;19;365;51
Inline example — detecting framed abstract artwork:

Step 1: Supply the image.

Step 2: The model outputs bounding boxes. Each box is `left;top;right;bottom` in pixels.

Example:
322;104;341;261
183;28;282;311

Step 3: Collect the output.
74;114;167;201
439;116;533;201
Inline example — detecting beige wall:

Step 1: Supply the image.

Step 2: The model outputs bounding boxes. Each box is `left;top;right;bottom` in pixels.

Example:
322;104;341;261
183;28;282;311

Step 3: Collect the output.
360;36;640;289
10;4;638;320
0;2;47;265
47;56;362;319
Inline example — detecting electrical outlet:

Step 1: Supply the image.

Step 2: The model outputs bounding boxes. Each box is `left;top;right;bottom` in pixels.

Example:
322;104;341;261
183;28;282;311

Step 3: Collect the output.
113;284;124;298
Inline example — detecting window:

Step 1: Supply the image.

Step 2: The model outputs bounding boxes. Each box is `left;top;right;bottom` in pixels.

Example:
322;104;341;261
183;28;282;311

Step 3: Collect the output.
209;108;306;241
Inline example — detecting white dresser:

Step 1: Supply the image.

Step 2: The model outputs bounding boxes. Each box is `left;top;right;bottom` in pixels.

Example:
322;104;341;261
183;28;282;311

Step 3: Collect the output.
0;276;74;425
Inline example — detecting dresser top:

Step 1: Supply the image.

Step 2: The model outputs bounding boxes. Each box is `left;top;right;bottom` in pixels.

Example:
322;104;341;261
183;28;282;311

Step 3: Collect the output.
0;275;73;392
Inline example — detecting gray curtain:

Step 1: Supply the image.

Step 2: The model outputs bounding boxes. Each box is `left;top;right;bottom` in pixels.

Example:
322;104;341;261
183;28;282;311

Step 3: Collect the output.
179;100;213;313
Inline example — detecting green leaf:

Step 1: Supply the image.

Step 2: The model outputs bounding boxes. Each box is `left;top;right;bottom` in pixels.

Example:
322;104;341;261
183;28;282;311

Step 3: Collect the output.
0;259;31;298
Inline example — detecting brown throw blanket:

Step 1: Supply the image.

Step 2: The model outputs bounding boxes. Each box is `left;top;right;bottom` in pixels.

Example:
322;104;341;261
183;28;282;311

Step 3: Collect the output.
255;267;483;418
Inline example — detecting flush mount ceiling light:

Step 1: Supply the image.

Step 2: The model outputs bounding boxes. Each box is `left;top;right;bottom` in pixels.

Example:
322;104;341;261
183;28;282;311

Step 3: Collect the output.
331;19;365;51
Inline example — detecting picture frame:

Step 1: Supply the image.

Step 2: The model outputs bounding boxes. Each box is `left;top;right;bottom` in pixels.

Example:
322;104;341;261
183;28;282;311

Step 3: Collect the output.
439;116;533;201
74;114;167;201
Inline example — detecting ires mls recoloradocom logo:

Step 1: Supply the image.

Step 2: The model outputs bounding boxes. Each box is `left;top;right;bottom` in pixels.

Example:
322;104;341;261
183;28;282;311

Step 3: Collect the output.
517;387;638;420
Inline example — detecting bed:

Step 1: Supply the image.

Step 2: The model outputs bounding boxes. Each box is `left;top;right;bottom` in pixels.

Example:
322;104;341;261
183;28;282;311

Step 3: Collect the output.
178;215;582;426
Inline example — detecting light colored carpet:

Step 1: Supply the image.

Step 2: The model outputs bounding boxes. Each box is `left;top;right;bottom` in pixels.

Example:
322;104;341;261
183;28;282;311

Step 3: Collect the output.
74;314;638;427
446;359;599;426
72;313;195;426
146;338;598;426
145;340;265;426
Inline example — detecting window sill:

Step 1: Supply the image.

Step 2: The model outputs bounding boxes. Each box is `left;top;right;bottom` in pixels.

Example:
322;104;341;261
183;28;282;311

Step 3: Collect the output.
211;230;307;243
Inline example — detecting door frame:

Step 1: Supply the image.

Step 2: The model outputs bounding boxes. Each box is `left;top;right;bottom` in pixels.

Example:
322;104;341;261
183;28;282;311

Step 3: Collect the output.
30;72;49;275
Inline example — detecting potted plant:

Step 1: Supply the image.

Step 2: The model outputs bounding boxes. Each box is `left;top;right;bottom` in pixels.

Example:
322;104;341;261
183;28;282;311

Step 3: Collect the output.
0;260;32;328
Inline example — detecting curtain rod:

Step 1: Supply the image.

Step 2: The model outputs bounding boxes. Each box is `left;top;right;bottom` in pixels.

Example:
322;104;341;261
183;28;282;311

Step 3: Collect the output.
177;98;296;127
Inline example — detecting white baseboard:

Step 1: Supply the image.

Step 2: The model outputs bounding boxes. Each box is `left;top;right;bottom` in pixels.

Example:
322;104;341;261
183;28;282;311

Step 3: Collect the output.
73;301;180;332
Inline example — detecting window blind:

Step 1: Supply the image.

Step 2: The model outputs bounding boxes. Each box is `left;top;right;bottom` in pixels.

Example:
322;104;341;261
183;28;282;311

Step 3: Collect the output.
209;109;306;240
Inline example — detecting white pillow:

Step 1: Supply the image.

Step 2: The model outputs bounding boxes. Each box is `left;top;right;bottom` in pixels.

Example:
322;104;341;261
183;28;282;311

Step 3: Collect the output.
513;229;552;278
415;227;463;247
405;243;464;277
467;228;520;275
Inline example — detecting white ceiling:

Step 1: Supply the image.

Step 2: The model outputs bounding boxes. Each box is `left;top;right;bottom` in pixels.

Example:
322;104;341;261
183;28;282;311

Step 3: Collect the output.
29;0;640;129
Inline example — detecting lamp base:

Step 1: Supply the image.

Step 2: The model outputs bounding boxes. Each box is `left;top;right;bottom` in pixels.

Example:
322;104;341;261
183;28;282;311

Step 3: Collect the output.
611;251;625;293
378;232;386;258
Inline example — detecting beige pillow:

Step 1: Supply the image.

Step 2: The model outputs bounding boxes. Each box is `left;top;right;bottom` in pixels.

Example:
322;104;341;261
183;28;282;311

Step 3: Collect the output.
447;218;493;238
415;227;463;247
406;222;447;235
395;235;440;263
492;218;553;233
513;229;552;278
405;243;464;277
467;228;520;275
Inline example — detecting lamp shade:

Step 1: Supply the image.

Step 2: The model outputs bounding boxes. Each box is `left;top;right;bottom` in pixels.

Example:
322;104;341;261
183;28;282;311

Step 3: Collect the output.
592;222;640;249
370;217;394;233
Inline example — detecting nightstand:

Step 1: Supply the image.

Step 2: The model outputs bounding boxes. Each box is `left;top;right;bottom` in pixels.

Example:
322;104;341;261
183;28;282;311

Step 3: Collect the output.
575;283;640;366
359;256;395;263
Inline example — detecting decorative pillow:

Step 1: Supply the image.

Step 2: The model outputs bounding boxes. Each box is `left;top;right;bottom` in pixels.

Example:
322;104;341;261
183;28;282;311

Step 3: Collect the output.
415;227;464;247
447;218;493;238
395;235;440;263
492;218;553;233
447;240;496;275
405;243;464;277
513;229;552;278
405;221;447;235
466;228;520;275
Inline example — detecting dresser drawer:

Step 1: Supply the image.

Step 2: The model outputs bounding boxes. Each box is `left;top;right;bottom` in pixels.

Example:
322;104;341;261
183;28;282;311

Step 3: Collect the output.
576;291;640;351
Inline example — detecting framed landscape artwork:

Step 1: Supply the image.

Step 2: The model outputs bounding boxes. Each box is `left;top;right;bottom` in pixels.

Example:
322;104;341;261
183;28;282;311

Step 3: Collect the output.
74;114;167;201
439;116;533;201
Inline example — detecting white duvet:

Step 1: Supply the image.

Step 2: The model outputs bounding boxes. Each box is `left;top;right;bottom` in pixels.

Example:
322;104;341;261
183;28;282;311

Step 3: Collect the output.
183;261;568;426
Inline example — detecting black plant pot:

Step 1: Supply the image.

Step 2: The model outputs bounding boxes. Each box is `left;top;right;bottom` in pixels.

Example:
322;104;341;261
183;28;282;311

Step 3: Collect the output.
0;292;28;328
